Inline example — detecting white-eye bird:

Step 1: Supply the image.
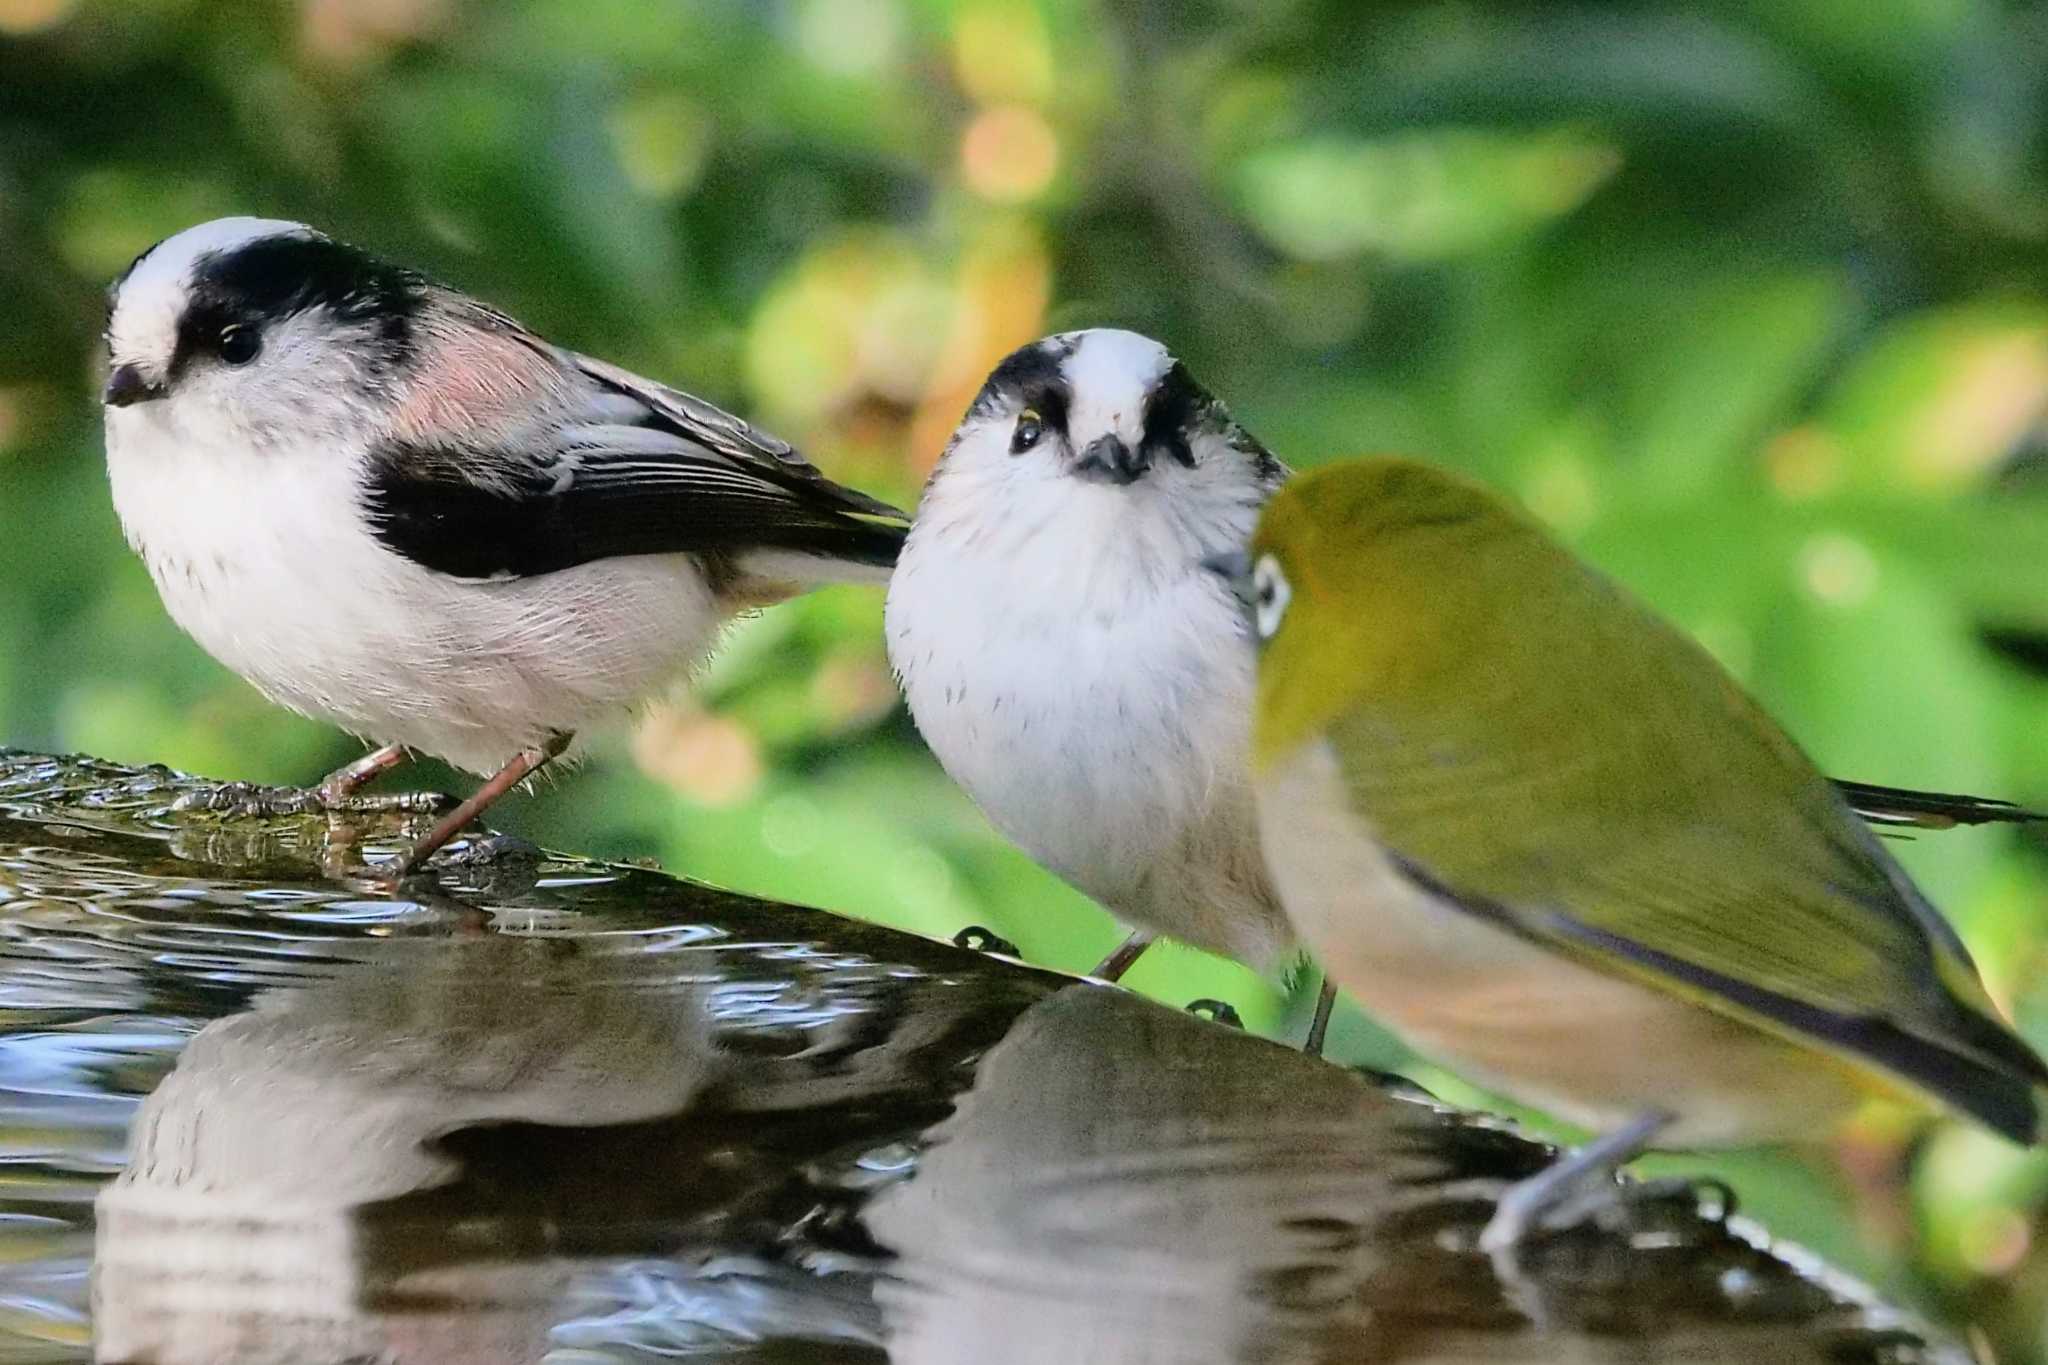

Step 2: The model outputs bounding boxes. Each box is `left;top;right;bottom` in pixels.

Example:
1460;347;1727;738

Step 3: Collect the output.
886;330;2038;1039
1238;457;2048;1250
101;218;905;875
885;330;1299;994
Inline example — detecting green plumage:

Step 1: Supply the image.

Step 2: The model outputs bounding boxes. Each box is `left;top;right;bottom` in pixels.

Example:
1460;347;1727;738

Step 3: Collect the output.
1251;458;2047;1142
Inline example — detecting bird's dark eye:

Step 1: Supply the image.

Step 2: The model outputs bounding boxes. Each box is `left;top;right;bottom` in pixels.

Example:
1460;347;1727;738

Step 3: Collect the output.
1010;410;1043;454
216;325;261;366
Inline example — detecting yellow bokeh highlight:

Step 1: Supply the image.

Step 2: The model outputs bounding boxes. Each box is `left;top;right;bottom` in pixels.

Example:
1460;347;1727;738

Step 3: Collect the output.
0;0;74;34
609;91;712;201
951;0;1053;106
960;104;1058;203
744;234;955;431
1763;425;1845;502
1798;531;1880;608
633;702;764;807
1904;326;2048;489
300;0;454;65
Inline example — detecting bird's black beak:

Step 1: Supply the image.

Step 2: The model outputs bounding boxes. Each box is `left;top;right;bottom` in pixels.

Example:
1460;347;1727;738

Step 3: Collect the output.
1074;435;1150;486
102;364;165;408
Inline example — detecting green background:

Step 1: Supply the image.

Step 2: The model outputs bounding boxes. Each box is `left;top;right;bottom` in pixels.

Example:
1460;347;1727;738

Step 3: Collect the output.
6;0;2048;1353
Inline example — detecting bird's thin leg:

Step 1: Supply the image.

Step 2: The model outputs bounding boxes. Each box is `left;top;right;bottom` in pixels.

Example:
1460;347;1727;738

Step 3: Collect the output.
312;743;456;814
1303;976;1338;1057
1479;1109;1673;1258
388;732;571;878
317;743;407;801
1092;930;1155;981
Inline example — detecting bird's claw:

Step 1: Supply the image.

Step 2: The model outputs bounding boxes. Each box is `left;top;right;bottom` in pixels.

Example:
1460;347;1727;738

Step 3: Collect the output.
953;925;1020;956
1185;998;1244;1029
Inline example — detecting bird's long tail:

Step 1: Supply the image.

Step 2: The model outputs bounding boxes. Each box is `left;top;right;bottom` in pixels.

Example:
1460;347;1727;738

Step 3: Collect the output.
1834;780;2047;831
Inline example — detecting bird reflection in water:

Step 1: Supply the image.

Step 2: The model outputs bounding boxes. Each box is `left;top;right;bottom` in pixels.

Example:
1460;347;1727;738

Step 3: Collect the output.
93;947;1955;1365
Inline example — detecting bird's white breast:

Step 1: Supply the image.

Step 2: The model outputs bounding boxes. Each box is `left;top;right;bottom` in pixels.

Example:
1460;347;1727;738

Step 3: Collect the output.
104;409;722;774
886;464;1289;967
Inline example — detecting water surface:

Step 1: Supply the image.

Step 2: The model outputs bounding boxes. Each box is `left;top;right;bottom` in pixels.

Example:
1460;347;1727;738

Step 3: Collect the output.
0;750;1968;1363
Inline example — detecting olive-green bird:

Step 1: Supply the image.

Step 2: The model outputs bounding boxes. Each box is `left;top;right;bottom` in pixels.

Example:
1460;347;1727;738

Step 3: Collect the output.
1238;456;2048;1253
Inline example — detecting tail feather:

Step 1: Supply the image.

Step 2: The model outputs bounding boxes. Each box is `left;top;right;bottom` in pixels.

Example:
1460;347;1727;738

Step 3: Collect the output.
1835;779;2048;830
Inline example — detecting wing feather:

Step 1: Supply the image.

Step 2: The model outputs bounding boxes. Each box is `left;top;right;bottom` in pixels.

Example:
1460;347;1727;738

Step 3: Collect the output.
363;326;906;581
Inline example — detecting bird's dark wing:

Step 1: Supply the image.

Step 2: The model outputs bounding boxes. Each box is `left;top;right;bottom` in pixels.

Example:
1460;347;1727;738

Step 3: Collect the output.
1832;780;2047;831
362;346;906;583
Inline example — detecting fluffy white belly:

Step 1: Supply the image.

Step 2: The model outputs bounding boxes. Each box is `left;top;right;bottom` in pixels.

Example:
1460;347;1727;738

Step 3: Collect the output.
887;509;1290;967
107;418;720;774
1255;741;1862;1145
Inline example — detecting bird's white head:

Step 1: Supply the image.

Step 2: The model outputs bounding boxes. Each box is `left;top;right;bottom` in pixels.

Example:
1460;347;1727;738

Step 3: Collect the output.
102;216;430;449
938;328;1279;496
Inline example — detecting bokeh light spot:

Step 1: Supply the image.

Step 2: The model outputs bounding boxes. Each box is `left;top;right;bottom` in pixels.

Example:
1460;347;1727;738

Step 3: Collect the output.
961;105;1058;203
794;0;903;77
1798;532;1880;607
1906;328;2048;489
952;1;1052;106
609;91;712;201
301;0;453;66
1959;1207;2031;1277
0;0;73;35
1764;426;1844;502
633;704;763;807
745;234;953;430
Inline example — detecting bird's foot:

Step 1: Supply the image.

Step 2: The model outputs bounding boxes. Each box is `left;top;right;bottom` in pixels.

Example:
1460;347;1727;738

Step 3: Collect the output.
953;925;1021;956
1480;1170;1733;1257
1475;1110;1675;1260
170;781;454;818
1185;998;1244;1029
319;787;457;816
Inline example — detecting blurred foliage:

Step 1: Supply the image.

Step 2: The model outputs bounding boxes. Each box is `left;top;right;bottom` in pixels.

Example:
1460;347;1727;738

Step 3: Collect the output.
5;0;2048;1353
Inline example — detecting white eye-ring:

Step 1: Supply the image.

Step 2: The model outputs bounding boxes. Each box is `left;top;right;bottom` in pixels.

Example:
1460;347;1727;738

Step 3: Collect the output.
1252;553;1291;639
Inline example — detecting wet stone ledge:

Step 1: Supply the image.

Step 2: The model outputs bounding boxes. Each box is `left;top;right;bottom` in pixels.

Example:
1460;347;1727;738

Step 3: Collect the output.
0;748;1972;1363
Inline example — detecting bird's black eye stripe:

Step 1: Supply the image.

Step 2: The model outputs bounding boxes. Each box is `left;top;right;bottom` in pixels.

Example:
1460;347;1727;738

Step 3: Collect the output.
166;233;428;382
1141;360;1203;468
192;235;427;337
